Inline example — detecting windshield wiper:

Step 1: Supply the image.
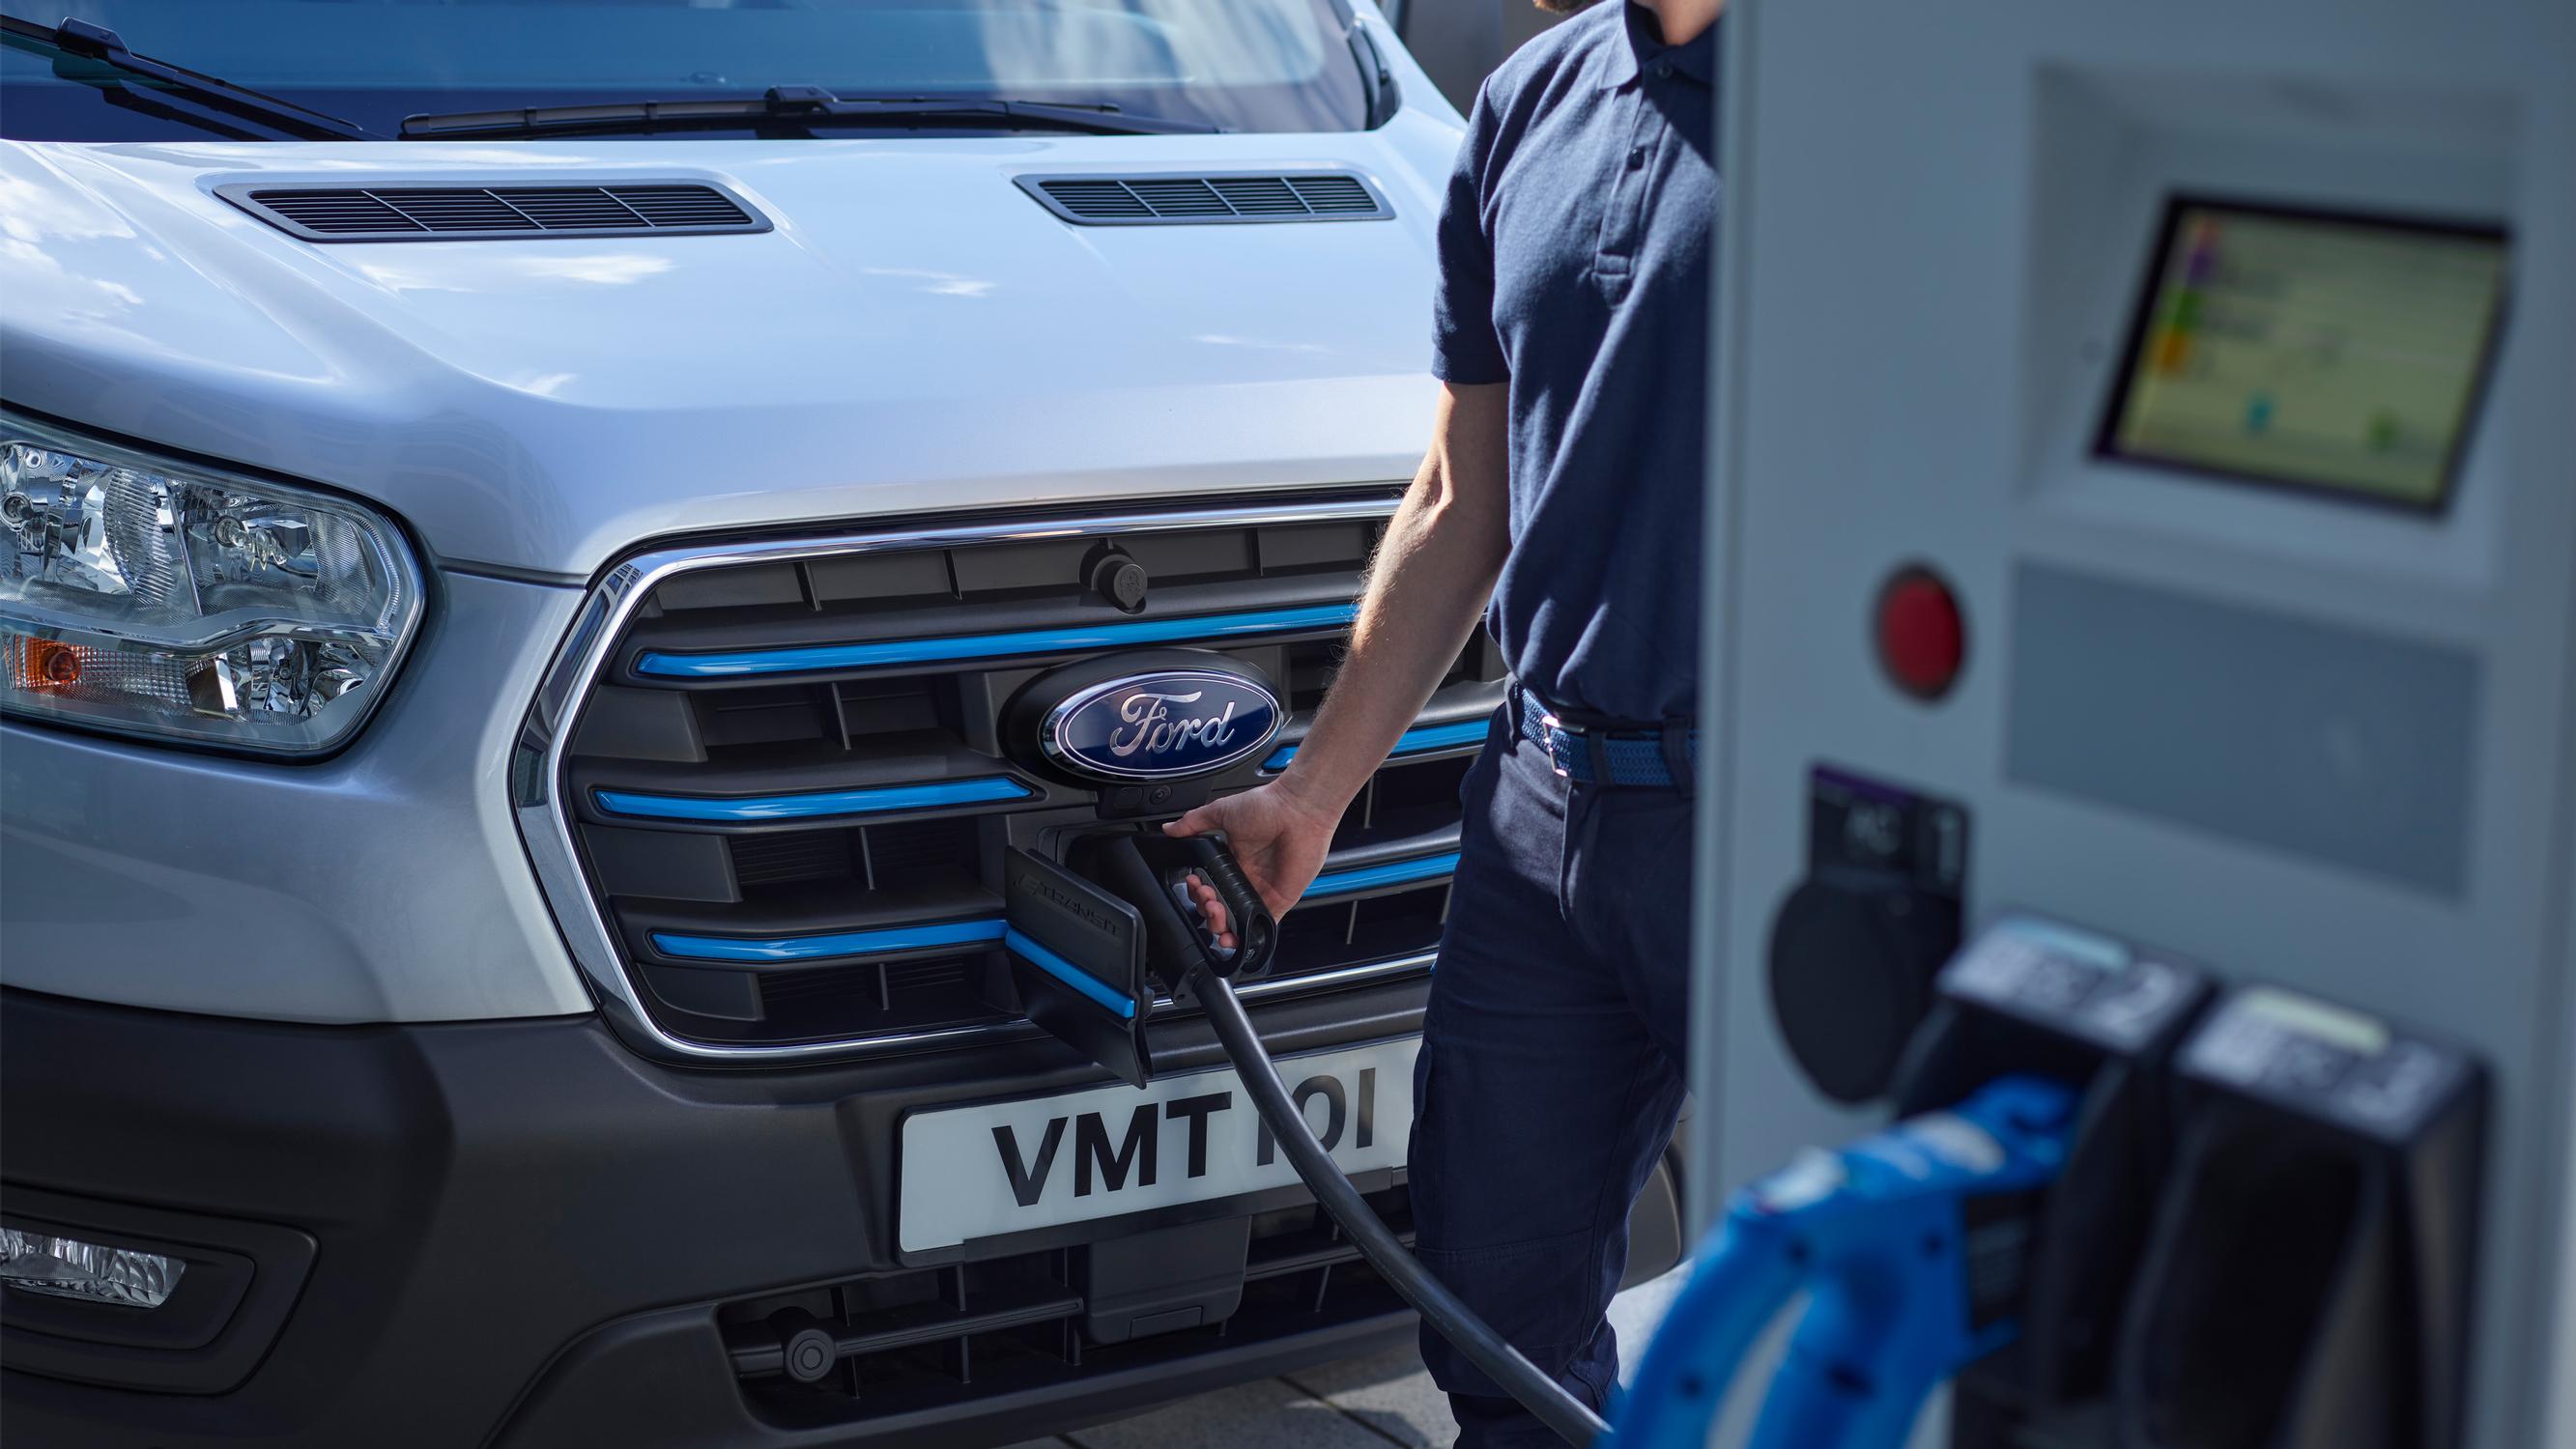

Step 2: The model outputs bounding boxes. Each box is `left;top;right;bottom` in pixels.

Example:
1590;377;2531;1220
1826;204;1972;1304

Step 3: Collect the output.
401;85;1218;140
1;15;377;140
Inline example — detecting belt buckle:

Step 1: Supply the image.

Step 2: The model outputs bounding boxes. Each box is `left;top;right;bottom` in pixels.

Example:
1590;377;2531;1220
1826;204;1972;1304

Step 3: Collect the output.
1539;711;1574;779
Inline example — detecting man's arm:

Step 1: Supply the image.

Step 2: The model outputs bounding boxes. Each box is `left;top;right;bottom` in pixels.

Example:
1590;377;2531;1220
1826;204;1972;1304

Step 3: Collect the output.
1167;382;1510;920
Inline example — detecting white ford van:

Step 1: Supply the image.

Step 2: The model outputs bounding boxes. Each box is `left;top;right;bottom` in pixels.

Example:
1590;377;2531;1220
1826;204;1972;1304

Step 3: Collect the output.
0;4;1682;1444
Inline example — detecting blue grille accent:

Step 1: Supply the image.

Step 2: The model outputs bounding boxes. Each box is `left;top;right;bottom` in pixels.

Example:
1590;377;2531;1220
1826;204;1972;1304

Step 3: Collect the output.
597;776;1031;822
1304;852;1463;900
1006;926;1137;1019
636;602;1360;679
653;918;1006;963
1263;717;1488;773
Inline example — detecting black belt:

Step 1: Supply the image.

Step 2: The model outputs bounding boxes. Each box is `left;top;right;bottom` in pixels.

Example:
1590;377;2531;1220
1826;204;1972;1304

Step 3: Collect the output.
1510;685;1698;790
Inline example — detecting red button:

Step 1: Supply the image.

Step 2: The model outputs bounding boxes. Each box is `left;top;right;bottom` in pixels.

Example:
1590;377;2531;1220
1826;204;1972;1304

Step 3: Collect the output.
1875;566;1965;701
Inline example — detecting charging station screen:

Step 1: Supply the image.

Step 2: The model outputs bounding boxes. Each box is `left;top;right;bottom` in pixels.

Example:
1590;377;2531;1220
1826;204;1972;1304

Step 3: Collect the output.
2100;199;2507;511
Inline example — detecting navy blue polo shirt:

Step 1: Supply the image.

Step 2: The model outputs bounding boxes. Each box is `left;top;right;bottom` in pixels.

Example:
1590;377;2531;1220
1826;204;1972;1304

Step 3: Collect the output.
1433;1;1717;724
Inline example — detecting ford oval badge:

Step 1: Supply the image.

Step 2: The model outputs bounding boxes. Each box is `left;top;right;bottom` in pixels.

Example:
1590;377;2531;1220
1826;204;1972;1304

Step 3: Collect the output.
1044;668;1283;781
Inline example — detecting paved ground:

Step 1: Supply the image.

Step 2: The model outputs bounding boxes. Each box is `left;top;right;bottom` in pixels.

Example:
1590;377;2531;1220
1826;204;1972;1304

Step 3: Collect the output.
1000;1269;1687;1449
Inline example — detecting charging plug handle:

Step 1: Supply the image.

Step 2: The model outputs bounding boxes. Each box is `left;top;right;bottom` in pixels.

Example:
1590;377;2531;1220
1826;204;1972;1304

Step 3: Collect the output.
1087;831;1277;993
1175;834;1274;977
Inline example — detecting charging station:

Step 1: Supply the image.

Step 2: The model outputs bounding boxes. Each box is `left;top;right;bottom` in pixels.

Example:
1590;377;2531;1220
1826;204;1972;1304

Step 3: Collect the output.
1686;2;2574;1447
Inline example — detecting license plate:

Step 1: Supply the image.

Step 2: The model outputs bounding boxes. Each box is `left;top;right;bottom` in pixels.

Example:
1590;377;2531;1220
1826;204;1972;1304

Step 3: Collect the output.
898;1037;1419;1253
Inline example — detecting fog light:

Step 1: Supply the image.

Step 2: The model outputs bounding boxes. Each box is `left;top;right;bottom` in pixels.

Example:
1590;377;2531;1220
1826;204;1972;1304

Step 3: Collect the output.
0;1226;184;1308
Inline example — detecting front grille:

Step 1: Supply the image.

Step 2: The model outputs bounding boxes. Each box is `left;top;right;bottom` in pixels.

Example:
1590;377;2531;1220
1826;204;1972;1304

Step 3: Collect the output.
525;497;1502;1061
721;1188;1416;1421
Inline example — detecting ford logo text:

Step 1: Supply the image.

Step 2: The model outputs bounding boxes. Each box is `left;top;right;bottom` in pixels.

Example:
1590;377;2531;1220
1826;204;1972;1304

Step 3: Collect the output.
1045;668;1282;781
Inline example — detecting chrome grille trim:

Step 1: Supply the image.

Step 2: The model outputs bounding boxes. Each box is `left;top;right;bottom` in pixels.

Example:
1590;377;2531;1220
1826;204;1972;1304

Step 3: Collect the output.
511;496;1417;1065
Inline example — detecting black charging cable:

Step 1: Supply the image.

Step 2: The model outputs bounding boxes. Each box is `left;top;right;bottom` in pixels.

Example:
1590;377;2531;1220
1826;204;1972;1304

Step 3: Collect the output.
1187;961;1612;1447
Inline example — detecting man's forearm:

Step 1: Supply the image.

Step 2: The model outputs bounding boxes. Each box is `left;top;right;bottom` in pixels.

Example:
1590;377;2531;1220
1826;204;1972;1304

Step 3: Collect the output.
1277;383;1510;817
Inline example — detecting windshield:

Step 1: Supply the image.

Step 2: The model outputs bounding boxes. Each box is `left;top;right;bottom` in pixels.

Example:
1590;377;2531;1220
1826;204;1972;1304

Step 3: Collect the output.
0;0;1375;140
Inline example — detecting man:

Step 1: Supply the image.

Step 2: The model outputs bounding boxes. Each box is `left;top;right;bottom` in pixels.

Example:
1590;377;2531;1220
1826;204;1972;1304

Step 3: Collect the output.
1172;0;1721;1441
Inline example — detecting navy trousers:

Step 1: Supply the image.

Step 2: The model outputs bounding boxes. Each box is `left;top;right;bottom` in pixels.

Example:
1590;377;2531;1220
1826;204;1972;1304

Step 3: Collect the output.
1409;710;1694;1447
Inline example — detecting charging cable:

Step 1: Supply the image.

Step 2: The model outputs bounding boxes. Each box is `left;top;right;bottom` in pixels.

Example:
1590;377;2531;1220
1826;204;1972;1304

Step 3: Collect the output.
1188;960;1613;1446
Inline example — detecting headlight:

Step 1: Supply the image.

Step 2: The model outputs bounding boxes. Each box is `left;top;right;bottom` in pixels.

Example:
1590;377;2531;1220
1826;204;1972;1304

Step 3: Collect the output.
0;414;424;754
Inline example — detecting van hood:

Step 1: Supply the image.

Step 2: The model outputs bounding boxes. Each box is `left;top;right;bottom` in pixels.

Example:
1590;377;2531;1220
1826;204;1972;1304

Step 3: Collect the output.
0;120;1459;576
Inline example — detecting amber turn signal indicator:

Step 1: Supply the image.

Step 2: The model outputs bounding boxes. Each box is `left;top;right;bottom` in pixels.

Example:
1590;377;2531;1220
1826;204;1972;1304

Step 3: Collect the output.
12;637;85;691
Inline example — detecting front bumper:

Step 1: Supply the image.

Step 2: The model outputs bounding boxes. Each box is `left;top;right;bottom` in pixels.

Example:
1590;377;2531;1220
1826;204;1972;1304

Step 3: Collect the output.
1;980;1681;1448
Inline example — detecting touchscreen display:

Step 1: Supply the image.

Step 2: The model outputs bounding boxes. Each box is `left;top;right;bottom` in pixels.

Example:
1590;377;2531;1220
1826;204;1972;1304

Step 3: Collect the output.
2099;199;2507;511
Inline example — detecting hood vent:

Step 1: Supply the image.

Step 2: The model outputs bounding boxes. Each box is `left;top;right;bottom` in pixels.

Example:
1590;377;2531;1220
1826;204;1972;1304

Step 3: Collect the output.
215;182;769;242
1018;172;1391;226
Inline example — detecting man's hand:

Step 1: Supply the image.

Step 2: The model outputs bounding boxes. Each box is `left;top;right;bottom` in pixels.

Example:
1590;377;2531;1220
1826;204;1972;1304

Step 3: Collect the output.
1163;781;1342;920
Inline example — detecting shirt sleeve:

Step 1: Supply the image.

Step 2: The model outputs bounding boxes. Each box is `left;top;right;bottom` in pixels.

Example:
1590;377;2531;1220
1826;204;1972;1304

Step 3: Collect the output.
1431;83;1509;385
